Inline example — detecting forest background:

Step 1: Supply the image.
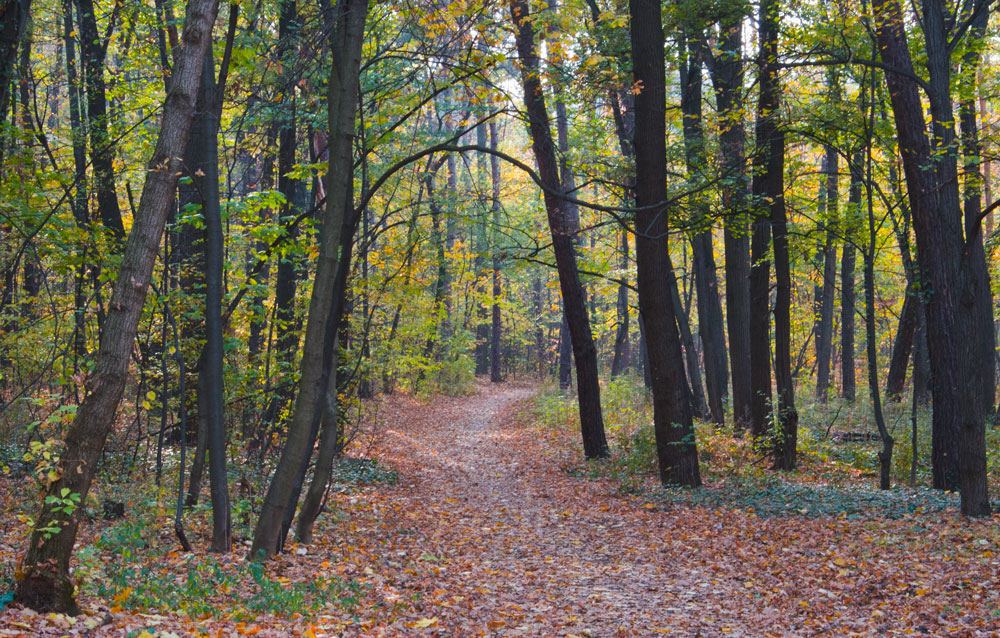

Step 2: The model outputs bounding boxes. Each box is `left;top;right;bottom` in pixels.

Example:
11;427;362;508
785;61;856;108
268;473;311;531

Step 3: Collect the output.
2;0;1000;629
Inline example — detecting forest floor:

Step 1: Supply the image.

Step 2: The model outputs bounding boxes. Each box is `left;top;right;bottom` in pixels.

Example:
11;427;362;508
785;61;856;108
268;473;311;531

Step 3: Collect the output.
3;380;1000;636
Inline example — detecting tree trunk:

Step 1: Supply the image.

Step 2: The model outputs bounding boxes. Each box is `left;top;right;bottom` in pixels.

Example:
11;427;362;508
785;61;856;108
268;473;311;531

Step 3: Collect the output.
610;227;631;377
872;0;990;515
249;0;368;560
76;0;125;239
668;265;708;421
629;0;701;486
0;0;32;169
680;37;727;425
13;0;220;610
815;146;838;402
489;120;502;383
704;19;751;431
510;0;608;458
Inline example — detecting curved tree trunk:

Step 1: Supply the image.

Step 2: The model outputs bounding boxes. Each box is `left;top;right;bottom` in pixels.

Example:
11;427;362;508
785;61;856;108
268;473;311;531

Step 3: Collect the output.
509;0;608;458
13;0;221;610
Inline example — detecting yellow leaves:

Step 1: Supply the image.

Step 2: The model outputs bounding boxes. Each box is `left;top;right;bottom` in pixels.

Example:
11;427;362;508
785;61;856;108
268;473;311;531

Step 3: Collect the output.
407;617;438;628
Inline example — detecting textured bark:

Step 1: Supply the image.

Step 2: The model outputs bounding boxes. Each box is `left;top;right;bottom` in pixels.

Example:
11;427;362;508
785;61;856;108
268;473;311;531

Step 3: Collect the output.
873;0;989;515
510;0;608;458
76;0;125;239
0;0;31;146
751;0;796;465
510;0;607;458
250;0;368;559
958;8;996;417
884;289;917;401
13;0;220;610
668;266;709;421
629;0;700;486
489;121;502;383
704;20;751;431
840;166;857;403
680;37;727;425
610;227;631;377
815;148;838;402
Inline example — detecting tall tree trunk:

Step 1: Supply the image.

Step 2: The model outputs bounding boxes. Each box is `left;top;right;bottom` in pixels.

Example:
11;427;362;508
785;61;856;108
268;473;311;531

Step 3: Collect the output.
610;227;631;377
474;123;490;376
815;146;838;402
629;0;700;485
249;0;368;560
489;120;502;383
13;0;221;610
509;0;608;458
752;0;796;465
840;156;860;402
704;19;751;431
0;0;32;171
680;35;727;425
668;265;708;420
76;0;125;239
872;0;990;515
958;8;996;417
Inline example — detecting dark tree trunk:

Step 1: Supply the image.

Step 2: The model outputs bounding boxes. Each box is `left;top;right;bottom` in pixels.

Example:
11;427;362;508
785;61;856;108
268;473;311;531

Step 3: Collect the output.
629;0;700;486
0;0;32;163
958;8;996;418
873;0;990;515
815;147;838;402
703;19;751;431
679;37;727;425
76;0;125;239
840;157;860;402
250;0;368;559
885;288;917;401
610;227;631;377
13;0;221;610
751;0;796;465
668;265;708;421
510;0;608;458
489;121;502;383
474;123;490;376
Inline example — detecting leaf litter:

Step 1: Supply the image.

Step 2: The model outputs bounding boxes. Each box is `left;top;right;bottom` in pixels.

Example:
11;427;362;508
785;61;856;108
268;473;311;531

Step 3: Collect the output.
2;381;1000;636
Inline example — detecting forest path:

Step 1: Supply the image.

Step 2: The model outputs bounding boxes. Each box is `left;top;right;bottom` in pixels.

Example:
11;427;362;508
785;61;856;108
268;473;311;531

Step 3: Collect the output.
354;381;750;637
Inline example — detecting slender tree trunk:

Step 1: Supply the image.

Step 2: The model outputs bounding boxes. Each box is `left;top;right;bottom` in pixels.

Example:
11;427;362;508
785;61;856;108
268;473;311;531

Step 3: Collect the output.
0;0;32;168
840;157;860;402
629;0;700;485
704;20;751;431
668;265;708;420
13;0;221;610
75;0;125;239
679;37;727;425
610;227;631;377
958;8;996;418
489;120;502;383
815;146;838;402
250;0;368;559
509;0;607;458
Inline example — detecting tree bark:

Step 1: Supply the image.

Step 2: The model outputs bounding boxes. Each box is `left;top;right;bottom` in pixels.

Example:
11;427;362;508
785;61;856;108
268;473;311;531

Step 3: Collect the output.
680;36;727;425
703;19;751;431
250;0;368;560
629;0;700;486
75;0;125;239
872;0;990;515
815;146;838;402
489;120;502;383
509;0;608;458
13;0;221;610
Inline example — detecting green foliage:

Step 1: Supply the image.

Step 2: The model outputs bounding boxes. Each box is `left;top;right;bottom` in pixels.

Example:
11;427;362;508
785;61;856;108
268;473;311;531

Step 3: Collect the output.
331;457;399;489
80;515;362;620
654;477;960;520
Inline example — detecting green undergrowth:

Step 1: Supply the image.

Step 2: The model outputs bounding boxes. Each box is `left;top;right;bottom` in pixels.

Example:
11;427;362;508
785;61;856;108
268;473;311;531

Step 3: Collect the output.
76;515;363;620
533;375;994;520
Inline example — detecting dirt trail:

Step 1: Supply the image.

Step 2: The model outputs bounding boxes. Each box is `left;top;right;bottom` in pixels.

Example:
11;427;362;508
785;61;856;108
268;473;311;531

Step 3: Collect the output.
363;382;751;637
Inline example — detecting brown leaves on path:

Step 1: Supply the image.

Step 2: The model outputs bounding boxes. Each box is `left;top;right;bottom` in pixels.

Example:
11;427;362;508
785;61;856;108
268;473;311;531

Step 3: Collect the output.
3;380;1000;636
